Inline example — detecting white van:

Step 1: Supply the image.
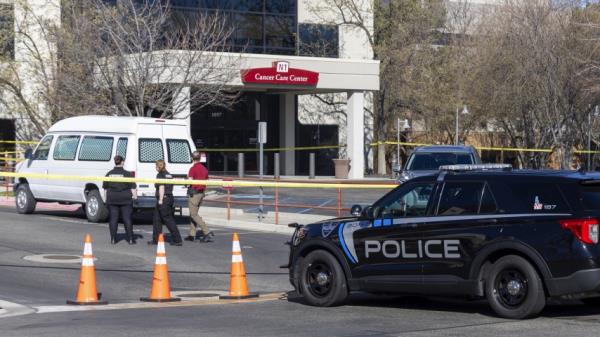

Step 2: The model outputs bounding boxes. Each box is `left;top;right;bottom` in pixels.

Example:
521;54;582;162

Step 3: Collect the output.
14;116;196;222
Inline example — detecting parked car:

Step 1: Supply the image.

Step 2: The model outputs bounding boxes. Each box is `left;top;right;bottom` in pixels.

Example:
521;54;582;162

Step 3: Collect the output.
396;145;482;183
14;116;195;222
286;165;600;319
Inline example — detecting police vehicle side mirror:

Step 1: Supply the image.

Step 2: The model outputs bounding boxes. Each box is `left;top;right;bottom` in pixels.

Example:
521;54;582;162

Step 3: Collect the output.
350;204;362;217
24;148;33;160
392;164;402;173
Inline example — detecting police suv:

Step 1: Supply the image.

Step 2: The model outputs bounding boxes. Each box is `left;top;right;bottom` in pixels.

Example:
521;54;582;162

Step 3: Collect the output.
287;165;600;319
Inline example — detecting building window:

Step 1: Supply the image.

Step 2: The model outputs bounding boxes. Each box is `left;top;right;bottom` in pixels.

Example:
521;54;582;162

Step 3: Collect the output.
299;23;339;58
0;4;14;60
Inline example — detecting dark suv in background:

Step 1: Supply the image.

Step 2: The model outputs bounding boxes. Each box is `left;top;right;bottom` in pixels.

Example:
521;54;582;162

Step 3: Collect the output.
287;165;600;319
396;145;482;183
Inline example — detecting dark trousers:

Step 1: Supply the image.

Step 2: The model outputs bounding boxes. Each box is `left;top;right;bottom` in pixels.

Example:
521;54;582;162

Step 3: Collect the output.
152;196;182;243
108;203;133;240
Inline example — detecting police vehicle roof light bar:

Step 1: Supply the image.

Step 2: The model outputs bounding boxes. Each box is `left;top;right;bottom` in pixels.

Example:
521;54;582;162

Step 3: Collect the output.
438;164;513;171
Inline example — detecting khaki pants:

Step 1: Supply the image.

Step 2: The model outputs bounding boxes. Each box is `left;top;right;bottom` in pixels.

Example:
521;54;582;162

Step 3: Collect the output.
188;192;210;237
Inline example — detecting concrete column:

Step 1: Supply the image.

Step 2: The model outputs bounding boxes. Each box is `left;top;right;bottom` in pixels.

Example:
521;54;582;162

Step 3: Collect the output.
172;87;191;135
347;91;365;179
279;93;296;175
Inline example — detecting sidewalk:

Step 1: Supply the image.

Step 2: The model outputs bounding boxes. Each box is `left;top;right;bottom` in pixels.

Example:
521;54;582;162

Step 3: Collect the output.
0;197;328;235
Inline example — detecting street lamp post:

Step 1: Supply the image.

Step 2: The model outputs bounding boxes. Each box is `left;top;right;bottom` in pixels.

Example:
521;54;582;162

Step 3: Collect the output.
455;105;469;145
588;105;599;170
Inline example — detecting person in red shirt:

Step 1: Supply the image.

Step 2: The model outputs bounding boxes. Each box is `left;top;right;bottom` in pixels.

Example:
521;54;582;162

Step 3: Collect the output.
186;151;213;242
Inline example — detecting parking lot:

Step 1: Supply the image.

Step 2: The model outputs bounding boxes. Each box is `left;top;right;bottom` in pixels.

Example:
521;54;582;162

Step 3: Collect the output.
0;204;599;337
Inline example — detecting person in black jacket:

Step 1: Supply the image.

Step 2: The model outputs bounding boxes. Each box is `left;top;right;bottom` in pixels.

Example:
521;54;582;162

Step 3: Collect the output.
148;159;182;246
103;155;137;244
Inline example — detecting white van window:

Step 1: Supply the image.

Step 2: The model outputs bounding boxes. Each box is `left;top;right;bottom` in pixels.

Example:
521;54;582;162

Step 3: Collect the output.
167;139;192;163
33;135;53;160
53;135;80;161
78;136;113;162
139;138;164;163
116;138;128;159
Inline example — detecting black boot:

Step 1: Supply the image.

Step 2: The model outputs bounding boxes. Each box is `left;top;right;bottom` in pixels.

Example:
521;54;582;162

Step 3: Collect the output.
128;238;137;245
184;235;195;242
111;237;117;245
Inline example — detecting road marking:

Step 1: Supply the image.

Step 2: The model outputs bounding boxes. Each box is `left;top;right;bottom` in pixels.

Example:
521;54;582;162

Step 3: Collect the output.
298;199;333;214
33;292;284;315
0;300;36;319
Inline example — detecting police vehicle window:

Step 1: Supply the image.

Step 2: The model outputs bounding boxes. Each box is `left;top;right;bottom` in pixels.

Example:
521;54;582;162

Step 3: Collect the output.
53;135;80;161
78;136;113;162
116;138;128;159
479;184;498;214
376;183;434;217
581;186;600;210
32;135;53;160
506;183;570;213
407;152;473;171
437;182;484;216
166;139;192;163
139;138;164;163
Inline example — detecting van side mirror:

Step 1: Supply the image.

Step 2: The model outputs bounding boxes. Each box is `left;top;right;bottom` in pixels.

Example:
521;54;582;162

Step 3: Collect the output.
24;148;33;160
350;204;362;217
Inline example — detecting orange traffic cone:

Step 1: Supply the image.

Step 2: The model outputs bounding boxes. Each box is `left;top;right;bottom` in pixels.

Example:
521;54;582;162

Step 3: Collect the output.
67;234;107;305
140;234;181;302
220;233;259;300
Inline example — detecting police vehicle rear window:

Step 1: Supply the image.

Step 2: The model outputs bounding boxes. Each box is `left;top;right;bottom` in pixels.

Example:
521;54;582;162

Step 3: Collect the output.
505;182;570;213
581;186;600;210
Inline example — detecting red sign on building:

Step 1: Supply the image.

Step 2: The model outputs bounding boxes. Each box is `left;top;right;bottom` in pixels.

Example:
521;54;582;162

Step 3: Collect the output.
241;61;319;86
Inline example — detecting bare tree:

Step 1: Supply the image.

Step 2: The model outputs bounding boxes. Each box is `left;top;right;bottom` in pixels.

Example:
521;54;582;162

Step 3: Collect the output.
0;0;239;142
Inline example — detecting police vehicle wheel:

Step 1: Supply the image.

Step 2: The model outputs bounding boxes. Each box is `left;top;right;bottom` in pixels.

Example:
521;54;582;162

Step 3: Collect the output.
299;250;348;307
15;184;36;214
85;189;109;223
581;297;600;305
485;255;546;319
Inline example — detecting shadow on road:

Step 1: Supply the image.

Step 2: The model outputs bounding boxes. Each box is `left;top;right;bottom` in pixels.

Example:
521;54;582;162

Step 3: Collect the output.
286;291;600;319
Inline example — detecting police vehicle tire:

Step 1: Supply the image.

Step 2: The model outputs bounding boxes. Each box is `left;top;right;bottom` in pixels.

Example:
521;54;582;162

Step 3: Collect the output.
485;255;546;319
85;189;109;223
15;184;36;214
299;250;348;307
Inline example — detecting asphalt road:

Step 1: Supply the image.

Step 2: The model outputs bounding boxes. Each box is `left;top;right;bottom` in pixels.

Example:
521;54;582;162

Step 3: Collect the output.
1;206;600;336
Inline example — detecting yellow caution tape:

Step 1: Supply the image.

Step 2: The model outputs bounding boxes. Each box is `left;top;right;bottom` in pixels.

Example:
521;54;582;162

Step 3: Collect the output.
0;157;23;162
372;141;600;154
0;151;23;154
0;171;398;189
0;140;38;145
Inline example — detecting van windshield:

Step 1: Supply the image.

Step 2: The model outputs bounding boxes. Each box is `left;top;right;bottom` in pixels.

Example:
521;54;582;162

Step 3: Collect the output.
406;152;473;171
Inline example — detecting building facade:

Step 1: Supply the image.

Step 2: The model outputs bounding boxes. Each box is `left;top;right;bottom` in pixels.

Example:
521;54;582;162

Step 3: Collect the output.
0;0;379;179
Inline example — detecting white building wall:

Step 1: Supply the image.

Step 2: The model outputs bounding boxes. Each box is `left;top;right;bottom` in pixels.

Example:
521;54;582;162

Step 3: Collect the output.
297;0;375;175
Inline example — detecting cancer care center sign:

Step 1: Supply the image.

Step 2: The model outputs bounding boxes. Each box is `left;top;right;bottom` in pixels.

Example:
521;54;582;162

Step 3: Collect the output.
241;61;319;86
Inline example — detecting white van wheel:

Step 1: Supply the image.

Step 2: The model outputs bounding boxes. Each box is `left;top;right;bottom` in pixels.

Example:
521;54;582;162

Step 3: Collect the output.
85;190;108;223
16;184;36;214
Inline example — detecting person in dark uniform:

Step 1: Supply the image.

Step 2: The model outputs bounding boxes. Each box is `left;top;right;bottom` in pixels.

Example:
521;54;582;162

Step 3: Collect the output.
148;159;182;246
102;155;137;245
